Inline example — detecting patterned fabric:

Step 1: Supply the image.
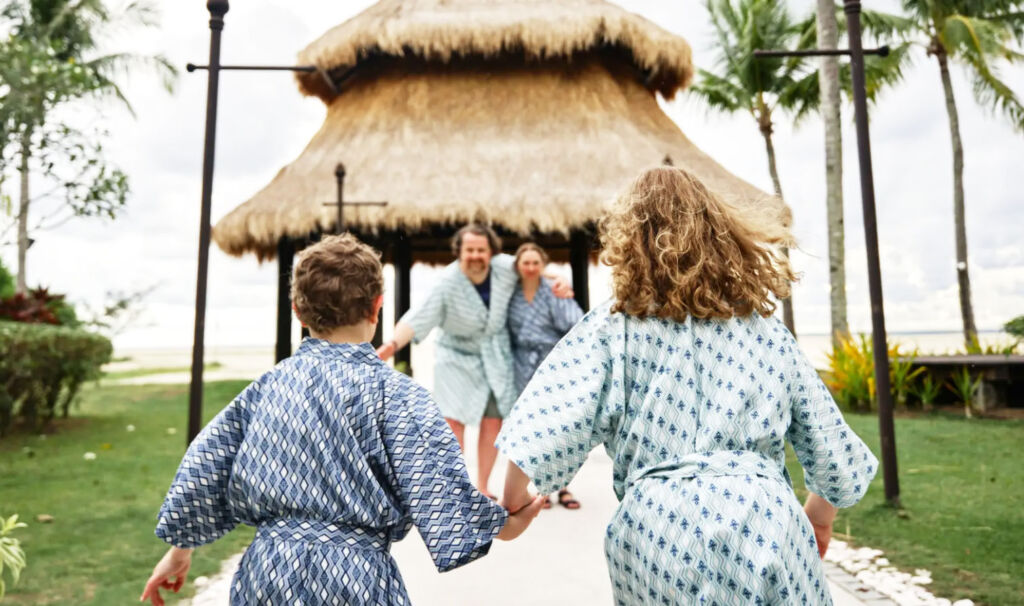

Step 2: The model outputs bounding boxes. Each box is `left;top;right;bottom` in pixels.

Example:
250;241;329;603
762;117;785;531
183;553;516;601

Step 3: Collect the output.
497;301;878;605
507;278;584;395
400;254;519;423
156;339;508;605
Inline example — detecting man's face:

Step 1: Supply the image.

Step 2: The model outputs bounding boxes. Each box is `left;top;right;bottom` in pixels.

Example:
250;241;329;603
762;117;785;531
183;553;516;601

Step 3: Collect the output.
459;232;493;277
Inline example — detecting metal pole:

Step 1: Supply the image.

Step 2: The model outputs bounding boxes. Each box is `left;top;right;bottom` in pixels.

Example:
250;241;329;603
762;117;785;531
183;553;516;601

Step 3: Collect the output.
844;0;900;506
335;163;346;234
187;0;229;444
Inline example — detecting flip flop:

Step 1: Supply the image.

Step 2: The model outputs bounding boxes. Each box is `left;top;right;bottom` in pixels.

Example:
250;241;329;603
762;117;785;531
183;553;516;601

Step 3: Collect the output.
557;489;581;510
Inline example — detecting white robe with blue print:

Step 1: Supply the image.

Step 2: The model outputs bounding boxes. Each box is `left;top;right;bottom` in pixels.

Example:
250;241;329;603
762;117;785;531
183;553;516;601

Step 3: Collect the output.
497;301;878;605
400;254;518;424
155;339;507;605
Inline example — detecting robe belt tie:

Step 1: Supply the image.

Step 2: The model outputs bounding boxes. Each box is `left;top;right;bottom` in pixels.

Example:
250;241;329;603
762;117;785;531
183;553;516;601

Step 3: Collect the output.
256;519;391;552
625;450;789;490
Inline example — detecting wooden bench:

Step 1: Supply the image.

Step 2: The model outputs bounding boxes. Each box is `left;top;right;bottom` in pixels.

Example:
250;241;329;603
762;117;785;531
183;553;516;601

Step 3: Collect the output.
909;355;1024;410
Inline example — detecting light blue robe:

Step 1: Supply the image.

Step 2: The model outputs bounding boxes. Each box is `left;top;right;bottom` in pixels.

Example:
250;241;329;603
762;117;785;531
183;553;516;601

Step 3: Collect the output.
497;301;878;605
400;254;518;424
155;339;507;605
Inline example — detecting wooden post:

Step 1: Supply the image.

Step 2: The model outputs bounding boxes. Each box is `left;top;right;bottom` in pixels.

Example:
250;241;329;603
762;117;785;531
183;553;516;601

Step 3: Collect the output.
394;234;413;373
569;230;590;312
275;237;293;362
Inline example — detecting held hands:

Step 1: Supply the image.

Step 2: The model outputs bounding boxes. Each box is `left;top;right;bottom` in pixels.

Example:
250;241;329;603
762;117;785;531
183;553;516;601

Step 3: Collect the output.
496;495;547;541
140;547;192;605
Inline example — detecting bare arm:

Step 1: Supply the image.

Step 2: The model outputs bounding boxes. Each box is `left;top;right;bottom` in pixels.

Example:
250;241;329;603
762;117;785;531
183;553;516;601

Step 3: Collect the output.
376;321;416;360
804;492;838;558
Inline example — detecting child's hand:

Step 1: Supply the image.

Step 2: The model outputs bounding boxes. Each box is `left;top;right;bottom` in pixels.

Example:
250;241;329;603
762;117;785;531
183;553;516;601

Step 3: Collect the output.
140;547;192;606
496;495;546;541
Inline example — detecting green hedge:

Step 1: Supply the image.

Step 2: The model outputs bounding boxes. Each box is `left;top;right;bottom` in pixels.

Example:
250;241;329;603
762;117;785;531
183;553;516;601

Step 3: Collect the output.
0;322;112;436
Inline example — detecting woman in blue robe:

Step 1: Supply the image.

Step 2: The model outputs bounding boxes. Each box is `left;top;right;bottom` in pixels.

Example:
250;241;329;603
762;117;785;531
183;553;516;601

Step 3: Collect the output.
507;242;584;508
498;168;878;605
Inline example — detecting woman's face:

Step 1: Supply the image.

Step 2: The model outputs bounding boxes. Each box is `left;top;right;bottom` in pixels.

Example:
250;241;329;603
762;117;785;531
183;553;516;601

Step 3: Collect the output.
516;250;545;280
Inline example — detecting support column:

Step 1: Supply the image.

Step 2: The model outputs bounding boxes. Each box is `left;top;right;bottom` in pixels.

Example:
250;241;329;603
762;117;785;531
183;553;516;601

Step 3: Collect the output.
394;234;413;374
569;230;590;312
275;237;293;362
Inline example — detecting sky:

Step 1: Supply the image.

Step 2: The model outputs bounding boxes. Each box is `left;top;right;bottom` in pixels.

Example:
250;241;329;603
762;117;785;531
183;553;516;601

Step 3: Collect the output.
2;0;1022;351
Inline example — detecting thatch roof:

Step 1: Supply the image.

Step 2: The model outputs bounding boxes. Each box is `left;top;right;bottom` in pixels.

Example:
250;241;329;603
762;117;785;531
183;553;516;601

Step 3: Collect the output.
295;0;694;102
213;54;789;260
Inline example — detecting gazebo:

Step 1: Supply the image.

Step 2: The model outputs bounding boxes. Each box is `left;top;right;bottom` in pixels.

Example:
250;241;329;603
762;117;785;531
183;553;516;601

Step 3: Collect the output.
211;0;790;370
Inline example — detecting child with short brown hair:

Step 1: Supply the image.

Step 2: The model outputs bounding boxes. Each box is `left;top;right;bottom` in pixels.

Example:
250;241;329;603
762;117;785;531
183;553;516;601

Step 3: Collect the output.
142;234;544;606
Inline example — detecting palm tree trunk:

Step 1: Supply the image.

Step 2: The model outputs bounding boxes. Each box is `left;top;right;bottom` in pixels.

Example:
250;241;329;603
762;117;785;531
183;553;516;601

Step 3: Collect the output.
936;49;979;351
758;111;796;336
16;134;31;295
817;0;848;347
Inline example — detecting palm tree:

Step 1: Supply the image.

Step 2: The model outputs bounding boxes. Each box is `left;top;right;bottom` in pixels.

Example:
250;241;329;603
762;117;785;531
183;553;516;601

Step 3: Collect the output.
691;0;820;336
5;0;175;293
816;0;848;347
884;1;1024;351
809;5;913;347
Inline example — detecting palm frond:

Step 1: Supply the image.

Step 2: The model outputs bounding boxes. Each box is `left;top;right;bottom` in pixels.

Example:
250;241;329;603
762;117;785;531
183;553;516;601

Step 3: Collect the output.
691;69;750;113
966;54;1024;131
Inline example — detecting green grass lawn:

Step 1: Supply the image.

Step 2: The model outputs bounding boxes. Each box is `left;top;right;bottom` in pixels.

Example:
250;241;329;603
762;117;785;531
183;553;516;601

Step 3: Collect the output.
786;412;1024;606
101;361;222;381
0;381;1021;604
0;381;253;605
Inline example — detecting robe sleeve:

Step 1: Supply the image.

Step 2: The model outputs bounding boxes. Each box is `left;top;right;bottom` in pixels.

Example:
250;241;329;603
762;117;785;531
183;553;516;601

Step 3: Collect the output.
382;375;507;572
155;381;258;548
783;329;878;508
497;305;623;495
547;287;584;335
400;273;446;344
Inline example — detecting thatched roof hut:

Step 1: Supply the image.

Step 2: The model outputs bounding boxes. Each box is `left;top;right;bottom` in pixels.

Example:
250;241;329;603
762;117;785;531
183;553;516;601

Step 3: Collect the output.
210;0;789;363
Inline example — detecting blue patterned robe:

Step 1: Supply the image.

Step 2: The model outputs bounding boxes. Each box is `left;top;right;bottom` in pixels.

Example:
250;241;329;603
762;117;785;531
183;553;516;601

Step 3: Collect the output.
400;254;519;423
497;302;878;605
507;278;584;395
155;339;507;605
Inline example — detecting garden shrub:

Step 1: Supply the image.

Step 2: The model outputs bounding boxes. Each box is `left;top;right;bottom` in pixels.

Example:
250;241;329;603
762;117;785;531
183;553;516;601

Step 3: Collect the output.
1005;315;1024;340
0;288;77;326
824;334;927;412
0;322;111;436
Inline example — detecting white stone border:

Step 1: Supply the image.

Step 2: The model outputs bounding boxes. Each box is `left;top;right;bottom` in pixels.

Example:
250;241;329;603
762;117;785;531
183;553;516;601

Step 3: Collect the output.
825;540;973;606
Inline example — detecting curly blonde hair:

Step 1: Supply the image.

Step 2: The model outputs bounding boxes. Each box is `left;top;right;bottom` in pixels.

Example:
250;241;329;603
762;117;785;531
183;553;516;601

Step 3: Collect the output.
291;234;383;332
599;167;795;322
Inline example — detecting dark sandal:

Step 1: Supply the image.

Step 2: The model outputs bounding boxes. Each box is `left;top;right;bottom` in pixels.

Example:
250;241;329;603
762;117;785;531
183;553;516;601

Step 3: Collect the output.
557;489;581;510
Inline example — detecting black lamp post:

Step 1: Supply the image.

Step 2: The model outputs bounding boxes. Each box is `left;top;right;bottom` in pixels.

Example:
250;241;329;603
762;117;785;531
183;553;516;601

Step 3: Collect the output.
187;0;229;443
186;3;324;444
755;0;900;506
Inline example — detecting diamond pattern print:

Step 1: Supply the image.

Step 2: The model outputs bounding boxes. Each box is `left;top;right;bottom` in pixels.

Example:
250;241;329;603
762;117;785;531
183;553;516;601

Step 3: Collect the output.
497;301;878;605
156;338;507;605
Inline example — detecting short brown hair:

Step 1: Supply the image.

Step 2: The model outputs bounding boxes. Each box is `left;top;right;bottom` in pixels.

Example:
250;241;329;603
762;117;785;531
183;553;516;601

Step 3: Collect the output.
291;234;383;332
451;223;502;257
514;242;549;267
600;167;795;322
